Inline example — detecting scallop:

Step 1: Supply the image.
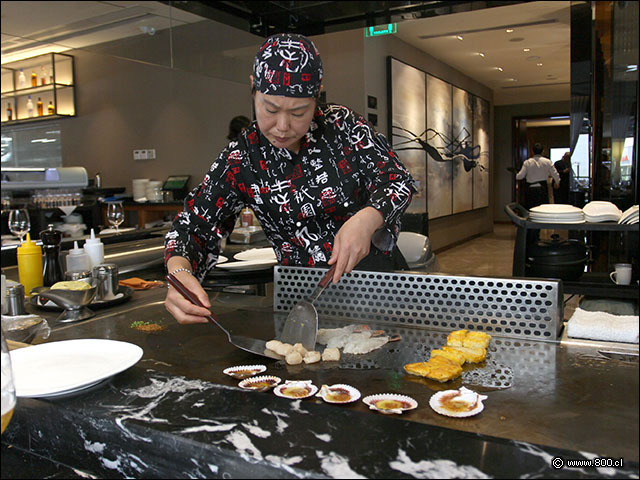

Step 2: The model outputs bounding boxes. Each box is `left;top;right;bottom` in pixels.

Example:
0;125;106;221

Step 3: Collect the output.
238;375;282;391
223;364;267;379
362;393;418;414
429;387;487;418
273;380;318;399
316;384;361;404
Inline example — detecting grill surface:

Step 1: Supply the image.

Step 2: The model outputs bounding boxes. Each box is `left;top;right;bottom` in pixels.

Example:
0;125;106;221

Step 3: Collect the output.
273;266;564;341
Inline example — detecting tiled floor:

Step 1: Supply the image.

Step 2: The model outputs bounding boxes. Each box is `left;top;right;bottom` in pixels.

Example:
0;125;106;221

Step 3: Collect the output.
435;223;517;278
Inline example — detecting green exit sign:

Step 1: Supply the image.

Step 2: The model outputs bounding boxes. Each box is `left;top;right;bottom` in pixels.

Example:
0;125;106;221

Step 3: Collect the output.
365;24;397;37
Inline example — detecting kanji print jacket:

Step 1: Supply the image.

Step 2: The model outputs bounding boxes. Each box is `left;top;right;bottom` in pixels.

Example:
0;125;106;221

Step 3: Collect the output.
165;103;416;281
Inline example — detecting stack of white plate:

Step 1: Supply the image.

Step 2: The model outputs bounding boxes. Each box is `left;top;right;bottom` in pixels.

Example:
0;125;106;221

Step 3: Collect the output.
582;201;622;223
618;205;639;225
529;204;585;223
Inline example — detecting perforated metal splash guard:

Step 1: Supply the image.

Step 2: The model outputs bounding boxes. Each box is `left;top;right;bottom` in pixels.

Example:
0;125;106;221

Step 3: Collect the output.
273;266;564;341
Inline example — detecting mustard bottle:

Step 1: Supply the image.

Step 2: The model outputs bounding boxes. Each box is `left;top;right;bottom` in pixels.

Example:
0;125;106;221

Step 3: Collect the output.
17;233;43;296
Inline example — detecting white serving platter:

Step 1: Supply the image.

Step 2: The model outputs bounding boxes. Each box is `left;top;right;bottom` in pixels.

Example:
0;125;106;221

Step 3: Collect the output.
10;339;143;398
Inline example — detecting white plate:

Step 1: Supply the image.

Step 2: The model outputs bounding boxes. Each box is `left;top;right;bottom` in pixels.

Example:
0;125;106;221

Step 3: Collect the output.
530;218;585;224
217;255;228;265
215;259;277;271
234;248;277;262
529;211;584;216
10;339;143;398
530;204;583;214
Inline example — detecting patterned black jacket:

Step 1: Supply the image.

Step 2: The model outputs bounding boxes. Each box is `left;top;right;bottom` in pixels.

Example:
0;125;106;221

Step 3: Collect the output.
165;103;416;280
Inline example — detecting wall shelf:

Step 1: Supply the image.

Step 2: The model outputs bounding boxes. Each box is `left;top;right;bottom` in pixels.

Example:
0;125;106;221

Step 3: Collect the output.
1;52;75;124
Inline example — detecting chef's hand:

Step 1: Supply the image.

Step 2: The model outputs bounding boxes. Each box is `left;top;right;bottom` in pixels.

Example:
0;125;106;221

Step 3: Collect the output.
328;207;384;284
164;258;212;324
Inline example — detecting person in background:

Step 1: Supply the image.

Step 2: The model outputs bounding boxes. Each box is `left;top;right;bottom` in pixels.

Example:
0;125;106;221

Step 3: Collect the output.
227;115;250;141
516;142;560;210
553;152;572;205
164;33;416;325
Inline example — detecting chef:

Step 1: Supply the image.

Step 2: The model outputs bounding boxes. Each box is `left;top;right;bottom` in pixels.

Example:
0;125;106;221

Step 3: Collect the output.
164;33;416;324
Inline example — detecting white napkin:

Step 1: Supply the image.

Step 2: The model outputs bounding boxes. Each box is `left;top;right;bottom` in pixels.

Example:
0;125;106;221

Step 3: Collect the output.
566;308;639;344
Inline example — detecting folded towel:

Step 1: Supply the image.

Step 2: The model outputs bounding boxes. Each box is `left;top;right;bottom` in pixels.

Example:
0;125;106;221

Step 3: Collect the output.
119;278;164;290
566;308;639;344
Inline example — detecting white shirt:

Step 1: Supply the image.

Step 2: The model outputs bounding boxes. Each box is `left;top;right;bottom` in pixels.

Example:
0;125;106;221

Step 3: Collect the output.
516;155;560;184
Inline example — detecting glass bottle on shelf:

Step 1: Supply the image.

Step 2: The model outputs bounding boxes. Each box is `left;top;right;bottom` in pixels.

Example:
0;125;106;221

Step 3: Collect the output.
36;97;43;116
40;66;47;85
6;103;12;121
31;70;37;87
26;96;34;118
17;68;26;88
47;101;54;115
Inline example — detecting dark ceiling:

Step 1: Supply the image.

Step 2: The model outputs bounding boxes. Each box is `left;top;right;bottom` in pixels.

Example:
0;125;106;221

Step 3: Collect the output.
168;1;530;37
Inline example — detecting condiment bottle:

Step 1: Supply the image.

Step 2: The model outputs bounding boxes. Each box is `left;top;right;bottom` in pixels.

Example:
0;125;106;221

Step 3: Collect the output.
40;224;63;287
241;207;253;227
16;233;43;297
83;229;104;269
65;241;91;273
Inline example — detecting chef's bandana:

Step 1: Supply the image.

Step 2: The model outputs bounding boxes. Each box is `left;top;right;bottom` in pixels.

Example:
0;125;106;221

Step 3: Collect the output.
252;33;323;98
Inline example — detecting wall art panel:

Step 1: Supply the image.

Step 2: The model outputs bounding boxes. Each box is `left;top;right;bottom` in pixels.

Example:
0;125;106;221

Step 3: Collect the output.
426;74;453;219
452;86;473;213
388;58;427;215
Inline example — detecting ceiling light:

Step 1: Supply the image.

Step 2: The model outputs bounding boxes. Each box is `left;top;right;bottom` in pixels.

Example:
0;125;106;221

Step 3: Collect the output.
506;78;517;82
456;35;463;41
478;52;486;57
506;28;514;33
523;48;531;52
537;63;543;67
497;67;504;72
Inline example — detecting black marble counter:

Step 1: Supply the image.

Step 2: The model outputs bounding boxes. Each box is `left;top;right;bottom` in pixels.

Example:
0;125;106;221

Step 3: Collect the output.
2;286;638;479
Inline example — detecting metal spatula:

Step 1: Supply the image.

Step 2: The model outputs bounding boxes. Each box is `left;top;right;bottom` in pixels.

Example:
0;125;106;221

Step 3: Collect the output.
279;264;336;351
166;274;279;360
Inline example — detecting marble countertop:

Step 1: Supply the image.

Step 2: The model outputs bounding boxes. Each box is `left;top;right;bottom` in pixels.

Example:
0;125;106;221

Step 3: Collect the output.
2;286;638;478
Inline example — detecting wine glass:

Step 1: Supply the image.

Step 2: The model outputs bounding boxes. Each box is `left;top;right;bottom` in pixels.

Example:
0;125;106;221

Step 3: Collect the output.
8;209;30;243
106;202;125;232
1;329;16;435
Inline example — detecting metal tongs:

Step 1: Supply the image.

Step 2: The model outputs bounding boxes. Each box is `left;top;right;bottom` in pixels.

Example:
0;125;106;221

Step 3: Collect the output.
166;273;279;360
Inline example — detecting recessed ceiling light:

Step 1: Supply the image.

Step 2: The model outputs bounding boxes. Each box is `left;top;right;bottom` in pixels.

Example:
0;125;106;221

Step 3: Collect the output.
497;67;504;72
456;35;463;41
506;78;517;82
506;28;514;33
523;48;531;52
537;63;543;67
478;52;486;57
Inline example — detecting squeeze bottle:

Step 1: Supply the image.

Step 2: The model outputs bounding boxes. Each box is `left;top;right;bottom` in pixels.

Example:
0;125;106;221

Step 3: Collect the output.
83;229;104;269
65;241;91;273
17;233;43;296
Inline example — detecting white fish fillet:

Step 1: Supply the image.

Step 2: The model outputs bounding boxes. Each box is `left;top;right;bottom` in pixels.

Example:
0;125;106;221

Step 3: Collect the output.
327;331;372;349
317;325;359;345
343;335;389;354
